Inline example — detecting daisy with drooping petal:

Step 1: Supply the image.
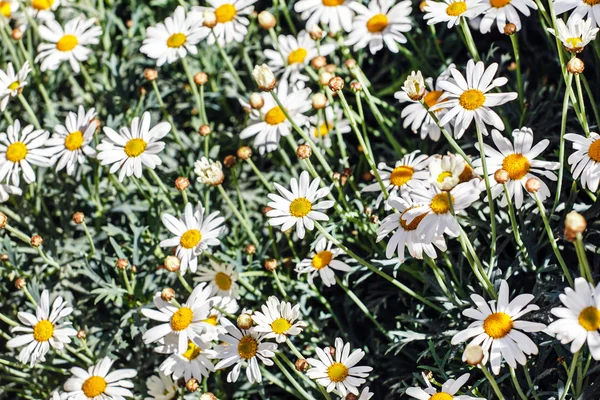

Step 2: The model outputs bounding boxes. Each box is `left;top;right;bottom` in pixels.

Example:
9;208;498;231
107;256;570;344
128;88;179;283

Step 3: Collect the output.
145;372;178;400
159;202;225;274
346;0;412;54
193;0;256;45
428;153;475;191
0;119;52;186
214;319;277;383
63;356;137;400
451;280;546;374
474;128;559;209
423;0;486;29
406;372;484;400
45;106;97;175
564;131;600;192
477;0;537;34
142;283;219;354
96;111;170;181
6;290;77;366
296;237;351;286
252;296;308;343
548;18;599;53
140;6;208;67
377;194;447;261
36;17;102;73
361;150;430;209
554;0;600;28
0;61;31;112
240;81;312;154
155;336;216;382
267;170;334;239
294;0;355;33
309;106;351;148
433;59;518;139
306;337;373;396
395;64;455;142
548;277;600;360
195;259;239;299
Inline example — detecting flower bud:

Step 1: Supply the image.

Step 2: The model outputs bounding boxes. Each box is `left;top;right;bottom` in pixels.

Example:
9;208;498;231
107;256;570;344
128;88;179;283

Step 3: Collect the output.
350;81;362;92
312;93;327;109
200;393;218;400
186;378;200;392
494;169;509;184
249;93;264;110
346;394;358;400
161;288;176;302
296;144;312;159
525;177;541;193
463;344;484;366
15;277;26;290
237;146;252;160
175;177;190;191
258;11;276;29
116;258;128;270
325;346;335;357
76;329;86;339
164;256;181;272
308;25;323;41
344;59;357;69
198;124;211;137
237;313;253;330
328;76;344;92
11;28;23;41
319;71;334;86
30;235;43;247
223;155;237;168
203;11;217;28
567;57;585;75
253;64;277;91
1;254;8;262
245;244;257;255
194;72;208;85
194;157;224;186
311;56;327;70
325;64;336;74
564;211;587;242
402;70;426;101
144;68;158;81
504;23;517;35
72;212;85;225
0;212;7;229
264;258;278;271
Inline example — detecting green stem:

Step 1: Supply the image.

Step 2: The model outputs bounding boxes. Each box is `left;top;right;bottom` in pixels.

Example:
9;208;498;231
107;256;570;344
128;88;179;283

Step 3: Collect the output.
510;34;524;110
212;31;246;91
181;57;207;125
552;73;572;215
460;18;481;61
150;80;186;149
217;184;259;246
81;221;96;257
574;233;593;284
480;363;505;399
510;367;528;400
475;123;497;271
17;94;41;130
245;158;273;191
178;273;194;293
559;351;580;400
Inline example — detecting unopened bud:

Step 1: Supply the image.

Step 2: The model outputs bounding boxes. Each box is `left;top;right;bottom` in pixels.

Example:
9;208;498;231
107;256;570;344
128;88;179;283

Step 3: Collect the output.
309;25;323;41
223;155;237;168
76;329;86;339
116;258;128;270
1;254;8;262
296;144;312;159
504;23;517;35
161;287;176;302
249;93;264;109
237;146;252;160
319;71;334;86
144;68;158;81
328;76;344;92
198;125;211;137
199;393;218;400
30;235;43;247
175;177;190;191
0;212;7;229
194;72;208;85
344;59;356;69
263;206;274;214
11;28;23;40
346;394;358;400
463;344;484;366
369;215;379;224
567;58;585;75
311;56;327;70
312;93;327;109
350;81;362;92
295;358;309;372
525;177;541;193
494;169;509;184
164;256;181;272
258;11;276;29
14;277;26;290
203;11;217;28
72;212;85;224
564;211;587;242
325;64;336;74
245;244;257;255
253;64;277;92
237;313;253;330
186;378;200;392
264;258;278;271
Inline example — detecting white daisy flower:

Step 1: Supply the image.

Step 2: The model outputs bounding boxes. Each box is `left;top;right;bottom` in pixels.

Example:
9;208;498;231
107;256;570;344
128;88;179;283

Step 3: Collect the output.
252;296;308;343
309;106;351;148
0;183;22;203
159;201;225;274
406;372;484;400
361;150;430;209
428;153;475;191
477;0;537;34
145;372;178;400
296;237;351;286
36;16;102;73
140;6;208;67
240;81;312;155
377;194;447;261
433;59;518;139
402;181;481;243
423;0;486;29
45;106;97;175
0;0;19;20
394;64;455;142
155;336;216;382
63;356;137;400
306;337;373;396
0;119;52;186
266;170;334;239
451;280;546;374
294;0;355;33
214;319;277;383
28;0;60;22
142;283;219;354
346;0;412;54
548;18;599;53
564;131;600;192
198;295;240;342
6;290;77;366
192;0;256;45
264;30;336;87
548;277;600;360
96;111;170;182
195;259;240;299
474;128;559;209
0;61;31;112
555;0;600;28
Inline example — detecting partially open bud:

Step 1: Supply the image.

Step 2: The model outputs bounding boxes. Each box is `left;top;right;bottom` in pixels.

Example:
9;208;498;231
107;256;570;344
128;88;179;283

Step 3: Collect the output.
564;211;587;242
72;212;85;224
328;76;344;92
249;93;264;109
504;23;517;35
253;64;277;91
296;144;312;159
319;71;334;86
295;358;309;372
161;287;176;302
237;313;253;330
186;378;200;392
245;244;257;255
202;11;217;28
194;72;208;85
76;329;86;340
258;10;276;29
525;177;541;193
116;258;128;270
494;169;509;184
402;70;426;101
312;93;327;109
200;393;218;400
175;177;190;191
223;155;237;168
567;57;585;75
164;255;181;272
309;25;323;40
264;258;278;271
463;344;484;366
311;56;327;70
15;277;26;290
237;146;252;160
11;28;23;40
194;157;224;186
30;235;43;248
0;212;7;229
144;68;158;81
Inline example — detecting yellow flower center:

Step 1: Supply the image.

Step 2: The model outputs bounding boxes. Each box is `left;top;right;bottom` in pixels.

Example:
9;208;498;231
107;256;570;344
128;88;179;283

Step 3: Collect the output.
182;340;202;360
6;142;27;162
264;106;287;125
483;312;513;339
459;89;486;111
289;197;312;217
32;0;54;11
171;307;194;331
237;335;258;359
1;2;12;17
588;139;600;162
490;0;511;6
578;306;600;331
202;315;218;326
566;37;583;49
64;130;84;151
214;272;232;290
287;48;308;65
327;362;349;382
424;90;444;108
180;229;202;249
312;250;333;270
437;171;453;183
366;14;388;33
56;34;78;52
430;393;454;400
8;81;19;91
322;0;345;5
271;317;292;334
446;1;467;15
389;165;414;187
215;3;236;23
33;320;54;342
167;32;186;48
584;0;600;4
124;138;147;157
430;193;453;214
400;207;427;231
314;123;332;138
502;153;530;180
82;376;107;398
459;164;473;182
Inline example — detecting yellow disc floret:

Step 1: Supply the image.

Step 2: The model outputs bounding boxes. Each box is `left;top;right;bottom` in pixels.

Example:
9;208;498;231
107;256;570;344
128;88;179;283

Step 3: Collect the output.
33;320;54;342
214;272;232;290
312;250;333;270
264;106;287;125
327;362;349;382
56;34;78;52
287;48;308;65
289;197;312;217
271;317;292;334
82;376;107;398
167;33;187;48
459;89;486;111
446;1;467;16
171;307;194;331
215;4;236;23
502;153;530;180
237;335;258;359
483;312;513;339
182;340;202;360
6;142;27;162
389;165;413;187
366;14;388;33
65;131;84;151
180;229;202;249
588;139;600;162
578;306;600;331
124;138;147;157
430;193;453;214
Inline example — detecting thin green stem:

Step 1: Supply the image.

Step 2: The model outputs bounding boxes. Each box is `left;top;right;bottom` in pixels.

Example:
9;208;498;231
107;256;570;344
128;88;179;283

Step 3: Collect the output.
480;363;505;399
574;233;593;284
559;351;580;400
217;184;259;246
552;73;572;215
475;124;497;270
181;57;207;125
81;221;96;257
510;34;524;110
178;273;194;293
17;94;42;130
245;158;273;191
150;80;186;149
460;18;481;62
510;367;528;400
212;31;246;91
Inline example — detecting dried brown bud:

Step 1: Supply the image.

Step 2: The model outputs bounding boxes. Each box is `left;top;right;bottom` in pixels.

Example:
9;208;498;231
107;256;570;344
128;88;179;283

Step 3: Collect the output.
350;81;362;92
11;28;23;41
504;23;517;35
332;172;341;182
164;256;181;272
525;177;541;193
199;393;218;400
258;10;276;29
296;144;312;159
144;68;158;81
186;378;200;392
328;76;344;92
14;277;26;290
175;177;190;191
312;93;327;109
319;71;334;86
346;394;359;400
245;244;257;255
362;171;374;182
567;58;585;75
116;258;128;270
237;313;253;330
249;93;265;110
237;146;252;160
370;215;379;224
311;56;327;70
194;72;208;85
30;235;43;248
0;212;7;229
344;59;357;69
463;344;484;366
564;211;587;242
76;329;86;339
494;169;509;184
1;254;8;262
161;287;176;302
198;125;211;137
264;258;278;271
220;155;235;168
295;358;309;372
365;207;372;216
72;212;85;225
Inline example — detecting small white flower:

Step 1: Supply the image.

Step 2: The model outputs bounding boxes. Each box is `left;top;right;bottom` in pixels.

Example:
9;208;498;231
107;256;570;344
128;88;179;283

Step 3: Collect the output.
548;18;599;53
0;0;19;20
424;0;485;29
145;372;178;400
306;337;373;396
63;356;137;399
267;170;334;239
194;157;225;186
192;0;257;45
294;0;355;33
195;259;240;299
155;336;216;382
406;372;484;399
428;153;475;191
478;0;537;34
564;132;600;192
0;61;31;111
296;237;351;286
6;290;77;366
555;0;600;28
401;70;426;101
252;296;308;343
36;16;102;73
